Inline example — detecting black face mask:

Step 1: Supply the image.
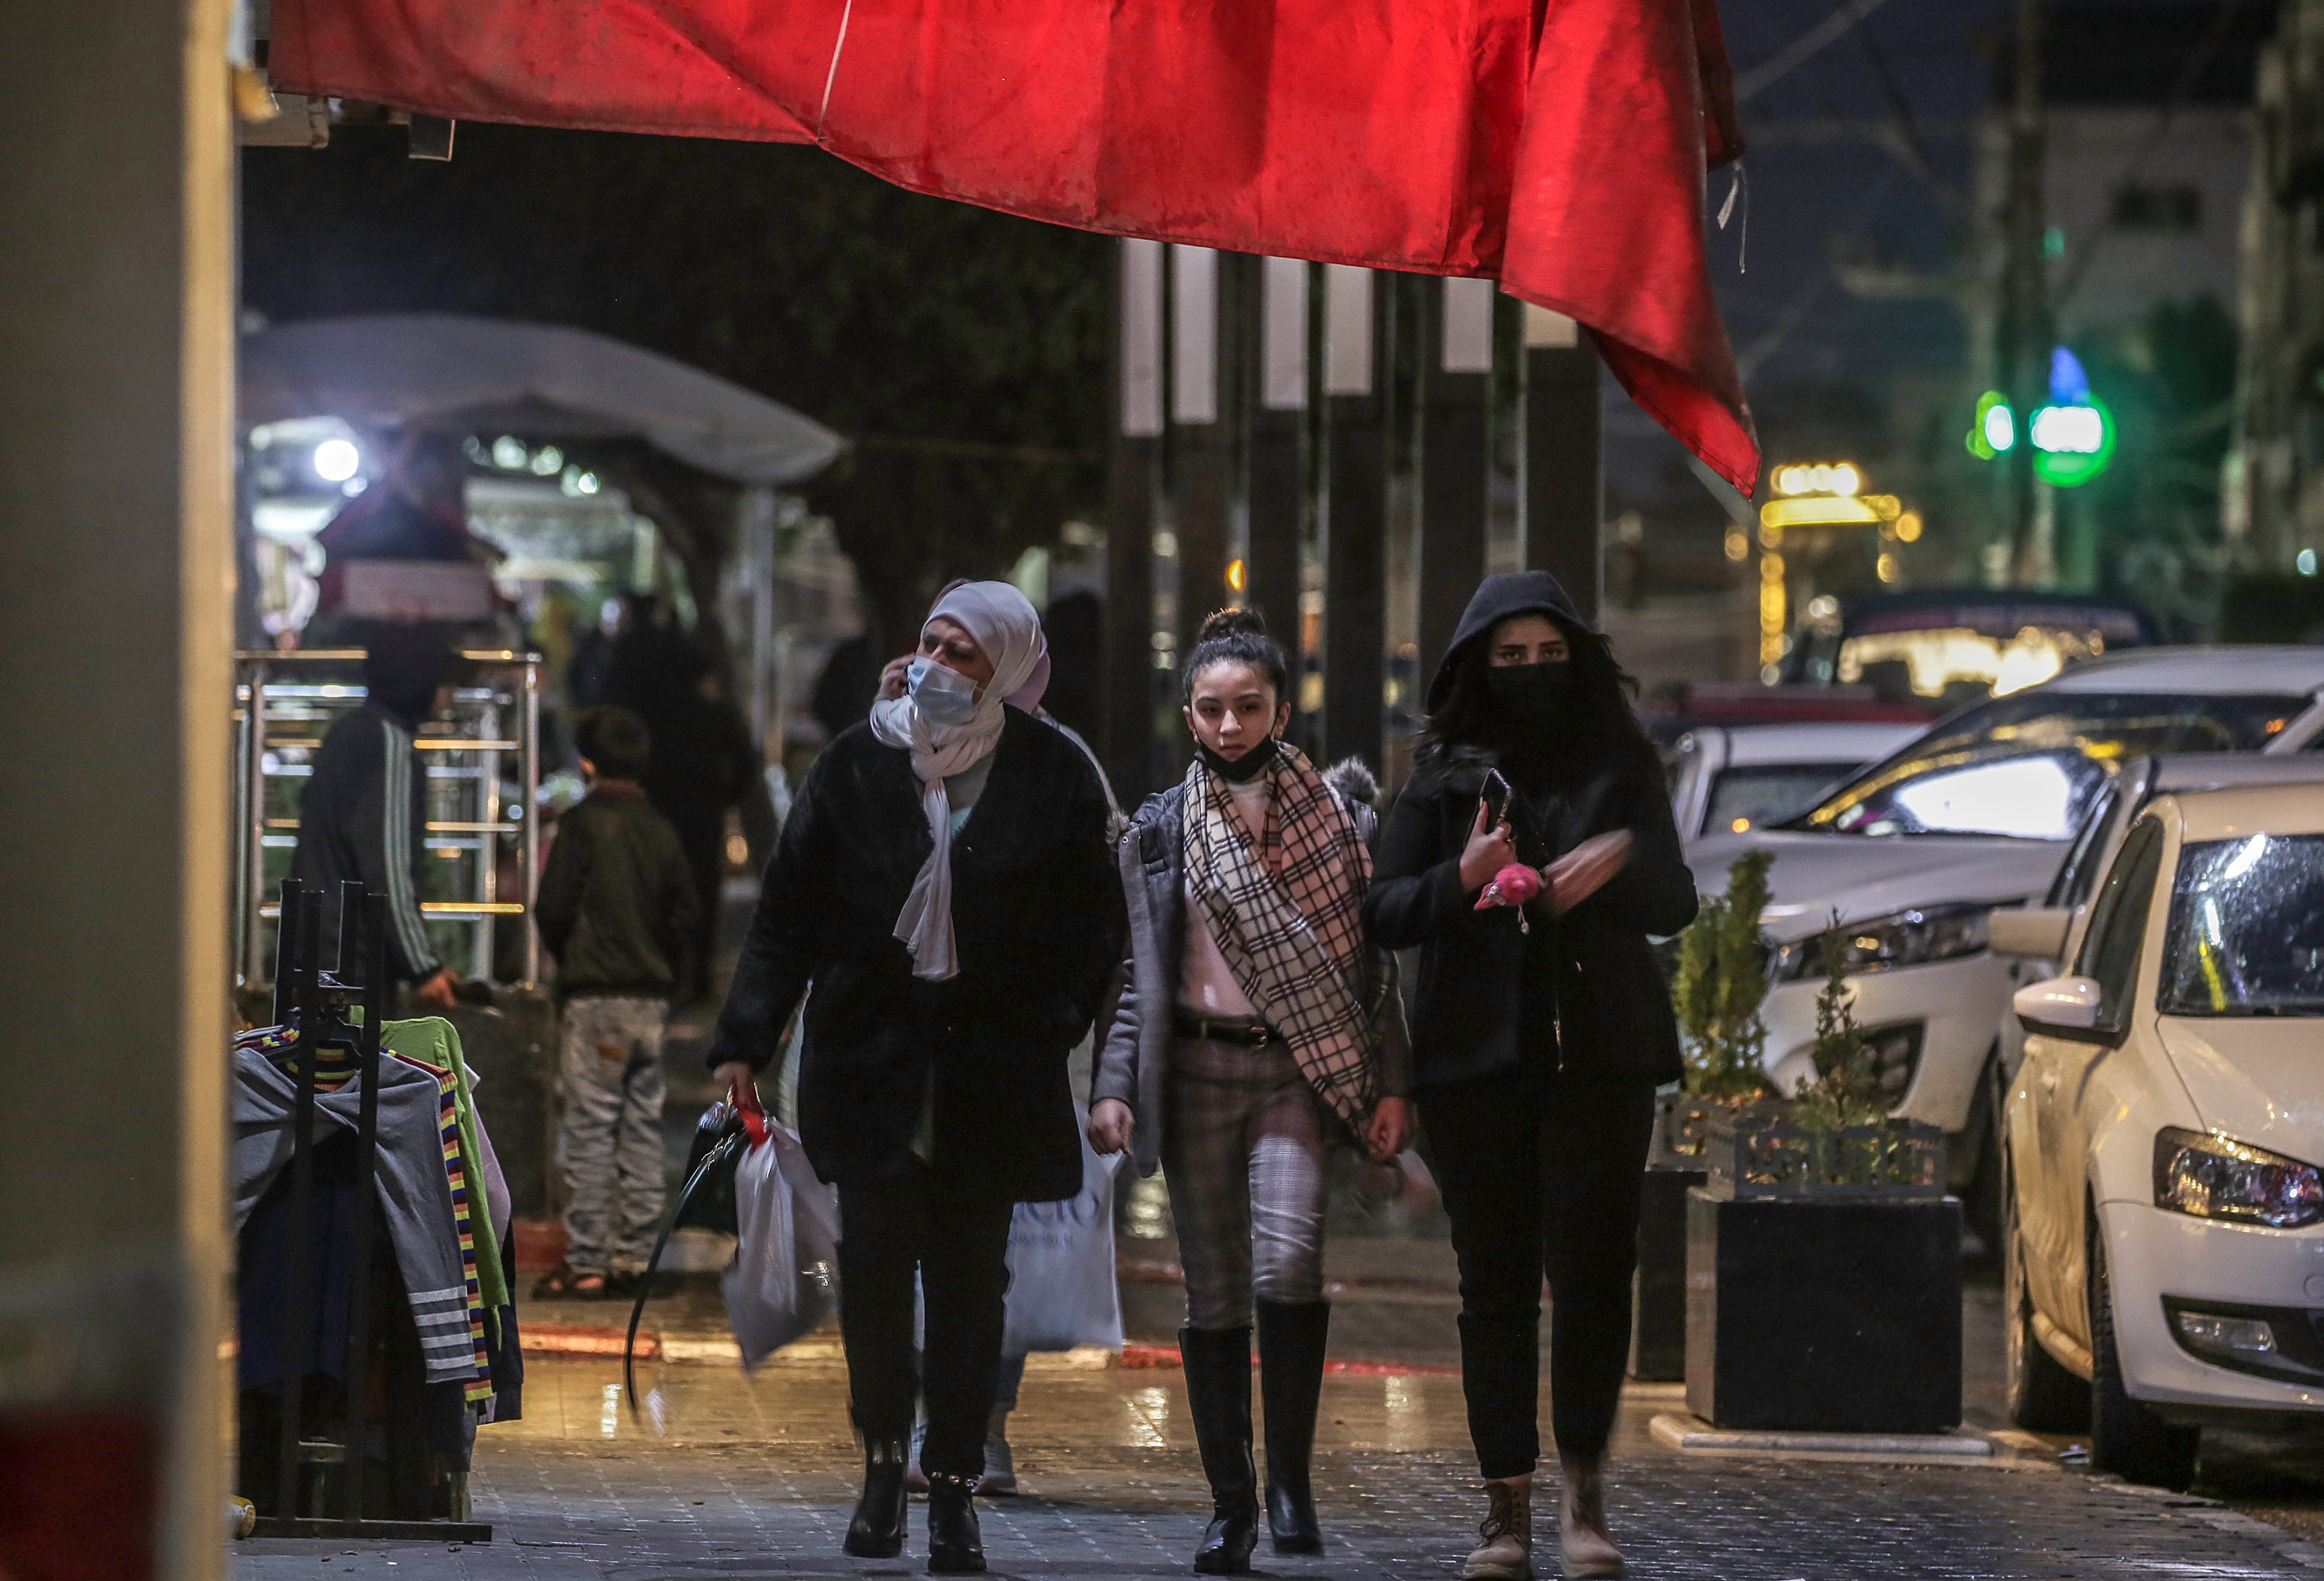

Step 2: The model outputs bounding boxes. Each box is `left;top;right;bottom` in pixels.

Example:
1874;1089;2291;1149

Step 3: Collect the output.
1199;736;1279;784
1484;661;1573;722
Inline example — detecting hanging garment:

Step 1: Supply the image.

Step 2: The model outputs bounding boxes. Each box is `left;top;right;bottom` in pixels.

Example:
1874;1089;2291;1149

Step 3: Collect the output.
265;0;1757;492
380;1018;509;1310
231;1038;479;1387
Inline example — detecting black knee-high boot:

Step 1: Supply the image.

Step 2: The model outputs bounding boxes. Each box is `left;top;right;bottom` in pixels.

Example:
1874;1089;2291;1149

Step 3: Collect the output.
844;1439;910;1558
1256;1299;1329;1552
1180;1327;1260;1575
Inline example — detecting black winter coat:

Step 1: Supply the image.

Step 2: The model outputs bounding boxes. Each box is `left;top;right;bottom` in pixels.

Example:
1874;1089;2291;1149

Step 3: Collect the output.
705;708;1123;1201
1366;739;1697;1089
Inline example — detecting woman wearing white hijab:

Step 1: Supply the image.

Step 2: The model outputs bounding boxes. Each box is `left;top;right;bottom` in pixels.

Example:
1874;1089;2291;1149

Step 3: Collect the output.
709;581;1121;1574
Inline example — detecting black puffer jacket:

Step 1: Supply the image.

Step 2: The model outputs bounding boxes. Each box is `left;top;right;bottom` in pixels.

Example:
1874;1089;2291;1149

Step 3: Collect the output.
1364;573;1697;1088
705;708;1123;1201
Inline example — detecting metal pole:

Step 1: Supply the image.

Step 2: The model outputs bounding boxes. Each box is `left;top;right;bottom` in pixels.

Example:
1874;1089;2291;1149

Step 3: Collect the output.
340;886;385;1522
477;691;500;981
244;661;271;988
2005;0;2048;585
276;886;322;1516
521;657;541;985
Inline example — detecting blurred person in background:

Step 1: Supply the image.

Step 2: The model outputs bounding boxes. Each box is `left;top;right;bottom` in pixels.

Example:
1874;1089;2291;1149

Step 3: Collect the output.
607;597;760;1001
1090;608;1412;1575
708;580;1121;1574
1366;572;1696;1581
291;625;464;1009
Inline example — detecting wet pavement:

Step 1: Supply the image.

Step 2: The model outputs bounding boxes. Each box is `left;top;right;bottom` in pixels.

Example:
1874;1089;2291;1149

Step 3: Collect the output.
230;1351;2324;1580
238;892;2324;1578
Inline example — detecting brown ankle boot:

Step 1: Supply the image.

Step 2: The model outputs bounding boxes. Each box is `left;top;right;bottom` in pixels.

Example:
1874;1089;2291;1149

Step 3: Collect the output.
1556;1453;1623;1578
1461;1475;1533;1581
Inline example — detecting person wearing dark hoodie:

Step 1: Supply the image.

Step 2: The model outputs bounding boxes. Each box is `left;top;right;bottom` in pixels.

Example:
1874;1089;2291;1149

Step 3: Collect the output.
1092;608;1412;1575
291;625;462;1009
1365;573;1696;1581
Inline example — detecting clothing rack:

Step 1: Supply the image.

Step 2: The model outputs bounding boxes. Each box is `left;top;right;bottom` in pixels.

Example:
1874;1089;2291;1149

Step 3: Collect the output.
248;876;494;1543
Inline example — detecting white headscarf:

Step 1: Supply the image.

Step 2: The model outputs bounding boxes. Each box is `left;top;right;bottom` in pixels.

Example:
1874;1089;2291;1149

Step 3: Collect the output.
868;581;1049;980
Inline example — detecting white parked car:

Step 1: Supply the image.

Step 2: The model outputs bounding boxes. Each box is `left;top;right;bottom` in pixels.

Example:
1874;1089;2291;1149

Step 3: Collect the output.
1998;774;2324;1487
1669;722;1923;842
1685;648;2324;1241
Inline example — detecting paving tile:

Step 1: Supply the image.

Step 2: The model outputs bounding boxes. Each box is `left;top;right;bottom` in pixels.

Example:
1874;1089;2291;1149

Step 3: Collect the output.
230;1360;2321;1581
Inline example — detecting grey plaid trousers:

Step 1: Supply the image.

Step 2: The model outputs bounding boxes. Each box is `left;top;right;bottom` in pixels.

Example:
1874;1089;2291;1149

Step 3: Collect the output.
1161;1034;1333;1330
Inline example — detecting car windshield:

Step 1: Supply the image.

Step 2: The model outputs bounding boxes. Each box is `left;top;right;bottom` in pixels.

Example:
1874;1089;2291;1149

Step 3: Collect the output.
2160;834;2324;1016
1705;763;1860;834
1790;692;2307;839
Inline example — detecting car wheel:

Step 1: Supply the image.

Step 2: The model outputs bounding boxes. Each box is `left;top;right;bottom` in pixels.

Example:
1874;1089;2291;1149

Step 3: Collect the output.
2003;1174;2087;1431
2087;1211;2199;1489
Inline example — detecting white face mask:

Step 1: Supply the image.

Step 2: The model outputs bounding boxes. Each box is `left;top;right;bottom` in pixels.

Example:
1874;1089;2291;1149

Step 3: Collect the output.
907;657;982;726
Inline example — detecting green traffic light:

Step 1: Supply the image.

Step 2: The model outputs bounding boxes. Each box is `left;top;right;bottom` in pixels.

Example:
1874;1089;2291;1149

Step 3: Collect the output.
1967;390;2013;459
2030;395;2115;487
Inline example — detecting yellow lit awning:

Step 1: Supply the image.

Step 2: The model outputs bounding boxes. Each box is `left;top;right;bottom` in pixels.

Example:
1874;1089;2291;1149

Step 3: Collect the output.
1759;494;1901;529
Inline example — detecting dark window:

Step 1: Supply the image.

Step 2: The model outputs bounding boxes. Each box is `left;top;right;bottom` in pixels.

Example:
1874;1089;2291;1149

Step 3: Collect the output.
2159;833;2324;1016
2075;817;2165;1031
2109;183;2202;231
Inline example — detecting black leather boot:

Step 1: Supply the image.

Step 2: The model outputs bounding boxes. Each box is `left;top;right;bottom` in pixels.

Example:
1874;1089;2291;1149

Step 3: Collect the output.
844;1439;910;1558
1257;1299;1329;1553
926;1471;987;1574
1181;1327;1260;1575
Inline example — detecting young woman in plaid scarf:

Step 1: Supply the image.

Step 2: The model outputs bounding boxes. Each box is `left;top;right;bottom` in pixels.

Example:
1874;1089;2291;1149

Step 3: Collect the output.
1091;608;1413;1575
1368;573;1698;1581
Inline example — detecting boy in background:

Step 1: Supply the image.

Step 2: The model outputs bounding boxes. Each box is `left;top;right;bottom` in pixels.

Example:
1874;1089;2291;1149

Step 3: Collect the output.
533;706;700;1299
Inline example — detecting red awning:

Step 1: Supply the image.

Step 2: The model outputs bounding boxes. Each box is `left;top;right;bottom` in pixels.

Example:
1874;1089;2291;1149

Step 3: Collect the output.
272;0;1758;492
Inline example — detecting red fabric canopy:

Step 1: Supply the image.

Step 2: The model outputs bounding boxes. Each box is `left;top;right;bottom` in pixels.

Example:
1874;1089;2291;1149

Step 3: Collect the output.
272;0;1758;492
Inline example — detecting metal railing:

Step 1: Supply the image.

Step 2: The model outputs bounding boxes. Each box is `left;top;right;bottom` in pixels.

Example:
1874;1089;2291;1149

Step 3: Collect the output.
233;649;541;988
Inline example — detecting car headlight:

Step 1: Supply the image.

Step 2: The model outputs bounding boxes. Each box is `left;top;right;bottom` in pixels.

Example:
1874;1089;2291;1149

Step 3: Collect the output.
2153;1128;2324;1229
1771;904;1995;981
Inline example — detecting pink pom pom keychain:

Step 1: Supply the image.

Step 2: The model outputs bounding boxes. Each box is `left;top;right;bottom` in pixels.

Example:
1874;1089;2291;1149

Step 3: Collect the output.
1473;861;1544;932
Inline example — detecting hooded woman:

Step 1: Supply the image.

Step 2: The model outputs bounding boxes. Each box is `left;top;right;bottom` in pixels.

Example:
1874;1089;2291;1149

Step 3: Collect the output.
1091;608;1412;1575
708;581;1122;1574
1365;573;1696;1581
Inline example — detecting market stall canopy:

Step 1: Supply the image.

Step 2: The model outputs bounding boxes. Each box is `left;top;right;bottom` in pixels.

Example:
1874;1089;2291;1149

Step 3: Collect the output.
240;314;848;487
267;0;1759;493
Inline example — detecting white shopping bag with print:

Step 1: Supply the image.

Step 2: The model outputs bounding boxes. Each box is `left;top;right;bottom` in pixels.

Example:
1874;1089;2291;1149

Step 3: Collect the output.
1001;1110;1125;1354
722;1104;840;1369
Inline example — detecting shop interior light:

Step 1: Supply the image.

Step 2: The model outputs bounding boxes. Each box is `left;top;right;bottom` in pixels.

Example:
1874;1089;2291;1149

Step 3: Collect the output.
311;437;361;483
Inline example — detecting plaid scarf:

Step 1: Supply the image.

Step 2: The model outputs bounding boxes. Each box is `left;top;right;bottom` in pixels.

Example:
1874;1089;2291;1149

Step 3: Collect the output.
1181;744;1381;1126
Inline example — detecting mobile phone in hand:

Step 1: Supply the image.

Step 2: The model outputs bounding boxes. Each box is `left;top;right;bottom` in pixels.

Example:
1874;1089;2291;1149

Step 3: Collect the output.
1480;768;1515;831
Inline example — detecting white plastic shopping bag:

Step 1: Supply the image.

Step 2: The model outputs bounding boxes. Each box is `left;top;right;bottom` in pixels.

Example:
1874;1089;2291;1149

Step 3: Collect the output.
1001;1109;1125;1354
722;1102;840;1369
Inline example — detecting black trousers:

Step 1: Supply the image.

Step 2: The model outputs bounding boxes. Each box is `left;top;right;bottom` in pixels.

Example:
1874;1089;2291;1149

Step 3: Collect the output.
1419;1070;1655;1478
837;1166;1016;1480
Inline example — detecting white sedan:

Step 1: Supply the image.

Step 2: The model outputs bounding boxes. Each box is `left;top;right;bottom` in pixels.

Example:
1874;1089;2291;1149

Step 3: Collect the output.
1669;721;1923;841
1687;646;2324;1245
2001;777;2324;1487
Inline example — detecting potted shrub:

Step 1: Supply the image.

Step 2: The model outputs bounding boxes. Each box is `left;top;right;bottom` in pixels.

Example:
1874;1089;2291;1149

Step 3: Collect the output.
1682;920;1962;1433
1631;852;1778;1380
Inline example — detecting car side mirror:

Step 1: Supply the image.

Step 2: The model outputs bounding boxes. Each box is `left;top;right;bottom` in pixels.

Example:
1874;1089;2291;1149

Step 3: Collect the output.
1990;906;2072;960
2013;975;2102;1033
